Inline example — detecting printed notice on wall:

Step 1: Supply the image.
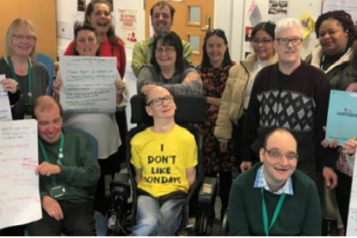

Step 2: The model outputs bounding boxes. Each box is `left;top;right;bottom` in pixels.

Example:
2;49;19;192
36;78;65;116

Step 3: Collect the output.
59;56;117;113
118;9;138;47
0;120;41;229
0;74;12;121
322;0;357;25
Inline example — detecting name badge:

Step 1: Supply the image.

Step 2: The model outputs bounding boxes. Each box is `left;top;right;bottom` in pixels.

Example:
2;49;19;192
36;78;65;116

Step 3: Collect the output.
47;184;66;199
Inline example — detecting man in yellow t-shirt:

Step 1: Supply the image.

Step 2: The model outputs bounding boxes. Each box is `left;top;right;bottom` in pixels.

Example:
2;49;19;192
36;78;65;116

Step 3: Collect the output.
130;86;197;236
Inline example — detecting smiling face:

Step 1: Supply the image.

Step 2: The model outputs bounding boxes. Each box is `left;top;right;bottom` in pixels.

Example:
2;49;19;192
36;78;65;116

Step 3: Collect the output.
275;27;302;64
11;26;36;58
155;39;177;70
75;30;99;56
145;86;176;120
318;19;348;56
205;34;227;67
36;104;63;144
260;130;298;185
151;5;173;34
86;3;111;35
252;29;275;61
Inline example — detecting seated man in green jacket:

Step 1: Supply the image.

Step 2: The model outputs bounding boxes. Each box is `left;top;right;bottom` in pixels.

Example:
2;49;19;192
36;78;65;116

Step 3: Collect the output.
27;96;101;236
228;128;321;236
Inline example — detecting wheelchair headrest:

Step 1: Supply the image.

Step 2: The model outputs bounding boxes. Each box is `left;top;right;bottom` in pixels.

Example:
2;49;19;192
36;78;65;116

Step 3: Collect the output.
130;94;206;124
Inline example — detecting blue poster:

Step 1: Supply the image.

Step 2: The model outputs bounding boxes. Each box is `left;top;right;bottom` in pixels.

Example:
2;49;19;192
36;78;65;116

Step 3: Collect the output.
326;90;357;145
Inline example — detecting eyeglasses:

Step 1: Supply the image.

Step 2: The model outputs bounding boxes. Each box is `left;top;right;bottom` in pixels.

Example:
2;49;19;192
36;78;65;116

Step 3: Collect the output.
276;37;303;46
147;95;174;106
155;46;176;54
264;148;298;161
251;38;273;45
12;34;36;41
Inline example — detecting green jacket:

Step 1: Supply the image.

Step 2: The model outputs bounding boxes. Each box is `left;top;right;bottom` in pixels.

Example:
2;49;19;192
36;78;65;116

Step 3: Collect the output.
131;36;193;77
305;45;357;90
228;163;321;236
39;129;100;203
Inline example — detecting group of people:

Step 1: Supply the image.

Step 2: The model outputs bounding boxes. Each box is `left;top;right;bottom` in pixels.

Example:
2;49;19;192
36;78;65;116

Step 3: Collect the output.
1;0;357;236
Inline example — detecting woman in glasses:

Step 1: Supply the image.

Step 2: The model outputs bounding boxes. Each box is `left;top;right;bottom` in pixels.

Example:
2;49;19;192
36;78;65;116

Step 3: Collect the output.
0;18;49;120
137;31;202;96
196;29;235;220
306;10;357;235
215;22;277;180
240;18;332;184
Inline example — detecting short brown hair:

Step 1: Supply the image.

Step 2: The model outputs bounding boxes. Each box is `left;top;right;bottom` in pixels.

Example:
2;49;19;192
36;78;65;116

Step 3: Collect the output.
150;1;175;19
33;96;63;119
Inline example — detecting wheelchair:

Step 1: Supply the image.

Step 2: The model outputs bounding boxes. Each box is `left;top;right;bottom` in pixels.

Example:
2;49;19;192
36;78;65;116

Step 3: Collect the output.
106;95;218;236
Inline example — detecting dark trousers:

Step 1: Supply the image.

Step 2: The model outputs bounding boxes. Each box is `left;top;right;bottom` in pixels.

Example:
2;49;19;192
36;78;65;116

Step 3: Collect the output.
335;170;352;233
94;151;119;215
27;201;95;236
0;226;24;236
94;110;127;215
206;171;232;220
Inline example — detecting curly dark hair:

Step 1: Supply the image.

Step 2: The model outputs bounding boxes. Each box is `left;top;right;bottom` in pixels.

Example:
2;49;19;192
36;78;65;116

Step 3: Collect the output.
85;0;120;55
315;10;356;48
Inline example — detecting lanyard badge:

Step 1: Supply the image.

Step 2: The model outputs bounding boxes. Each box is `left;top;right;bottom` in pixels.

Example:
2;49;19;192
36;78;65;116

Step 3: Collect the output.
39;133;66;199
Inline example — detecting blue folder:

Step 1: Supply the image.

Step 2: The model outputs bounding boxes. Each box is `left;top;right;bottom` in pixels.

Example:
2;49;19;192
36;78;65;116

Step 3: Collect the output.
326;90;357;145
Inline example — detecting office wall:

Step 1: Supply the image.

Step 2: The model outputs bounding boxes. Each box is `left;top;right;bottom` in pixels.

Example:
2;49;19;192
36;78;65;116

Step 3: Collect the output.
0;0;57;60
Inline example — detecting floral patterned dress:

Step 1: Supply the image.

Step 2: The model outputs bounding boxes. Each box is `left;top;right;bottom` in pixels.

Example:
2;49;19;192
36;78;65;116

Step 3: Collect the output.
198;63;236;173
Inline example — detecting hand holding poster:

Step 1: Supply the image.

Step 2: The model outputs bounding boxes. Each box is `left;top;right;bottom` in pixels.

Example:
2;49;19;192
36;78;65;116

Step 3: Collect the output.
0;74;12;121
326;90;357;145
0;120;41;229
59;56;117;113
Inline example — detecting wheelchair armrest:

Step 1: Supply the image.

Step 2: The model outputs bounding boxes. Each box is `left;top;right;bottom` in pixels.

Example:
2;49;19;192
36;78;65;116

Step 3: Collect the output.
110;173;131;201
198;177;218;205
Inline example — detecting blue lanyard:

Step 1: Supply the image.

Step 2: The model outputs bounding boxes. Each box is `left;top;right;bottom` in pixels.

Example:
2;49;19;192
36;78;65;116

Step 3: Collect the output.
261;188;286;236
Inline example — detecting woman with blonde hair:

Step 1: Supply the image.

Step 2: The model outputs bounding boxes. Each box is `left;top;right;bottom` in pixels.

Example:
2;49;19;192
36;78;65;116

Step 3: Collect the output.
0;18;49;120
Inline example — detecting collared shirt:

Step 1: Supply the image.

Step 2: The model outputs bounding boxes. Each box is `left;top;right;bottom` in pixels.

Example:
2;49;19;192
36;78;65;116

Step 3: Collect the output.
131;37;193;77
254;165;294;195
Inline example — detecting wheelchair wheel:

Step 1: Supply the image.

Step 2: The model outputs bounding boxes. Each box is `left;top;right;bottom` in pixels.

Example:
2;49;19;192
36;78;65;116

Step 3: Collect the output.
197;208;213;236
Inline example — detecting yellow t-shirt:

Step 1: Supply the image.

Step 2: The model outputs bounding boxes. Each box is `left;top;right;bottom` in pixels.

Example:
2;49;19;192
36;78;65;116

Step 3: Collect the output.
130;125;198;197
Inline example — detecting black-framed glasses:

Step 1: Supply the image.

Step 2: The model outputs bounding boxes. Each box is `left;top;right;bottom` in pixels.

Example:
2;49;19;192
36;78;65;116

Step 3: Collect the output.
276;37;303;46
251;38;273;45
264;148;298;160
147;95;174;106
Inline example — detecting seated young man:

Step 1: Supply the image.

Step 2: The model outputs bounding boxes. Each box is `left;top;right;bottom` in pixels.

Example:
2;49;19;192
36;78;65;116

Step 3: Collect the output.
130;86;197;236
228;128;321;236
27;96;101;236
